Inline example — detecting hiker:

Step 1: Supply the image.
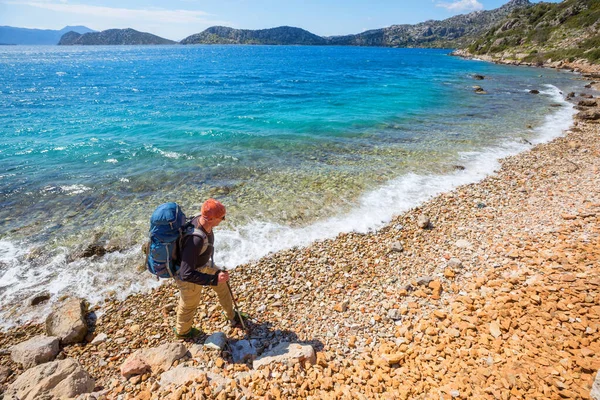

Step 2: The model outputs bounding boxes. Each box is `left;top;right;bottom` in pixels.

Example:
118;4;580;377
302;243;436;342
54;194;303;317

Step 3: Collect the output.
174;198;245;338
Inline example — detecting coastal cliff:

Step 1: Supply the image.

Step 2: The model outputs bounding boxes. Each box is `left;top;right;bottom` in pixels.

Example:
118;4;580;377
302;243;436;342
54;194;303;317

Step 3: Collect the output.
58;29;176;46
458;0;600;66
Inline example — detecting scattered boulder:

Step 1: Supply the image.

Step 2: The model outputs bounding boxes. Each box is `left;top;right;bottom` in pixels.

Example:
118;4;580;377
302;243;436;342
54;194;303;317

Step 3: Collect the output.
448;258;463;269
566;91;575;99
473;86;487;94
591;370;600;400
529;89;540;94
81;244;106;258
46;298;88;345
453;165;466;171
204;332;227;351
578;99;597;107
230;340;258;363
417;215;430;229
576;110;600;121
120;358;150;379
5;359;94;400
90;332;108;345
472;74;485;80
120;343;187;378
253;342;316;369
389;241;404;252
29;292;51;307
11;335;60;369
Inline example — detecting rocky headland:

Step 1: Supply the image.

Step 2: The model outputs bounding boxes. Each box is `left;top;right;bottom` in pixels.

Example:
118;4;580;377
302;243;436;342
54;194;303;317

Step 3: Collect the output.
58;29;176;46
1;79;600;399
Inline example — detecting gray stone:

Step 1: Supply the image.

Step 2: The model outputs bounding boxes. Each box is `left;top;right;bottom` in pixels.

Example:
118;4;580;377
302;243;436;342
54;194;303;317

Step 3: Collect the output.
46;298;88;345
389;242;404;252
204;332;227;351
5;358;94;400
455;239;472;249
253;342;316;369
11;335;60;369
387;309;402;321
230;340;257;363
448;258;463;269
417;215;430;229
591;370;600;400
90;333;108;345
416;276;435;286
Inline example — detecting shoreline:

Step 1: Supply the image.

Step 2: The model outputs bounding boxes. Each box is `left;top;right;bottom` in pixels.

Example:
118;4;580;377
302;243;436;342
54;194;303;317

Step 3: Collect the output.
1;72;599;398
451;49;600;80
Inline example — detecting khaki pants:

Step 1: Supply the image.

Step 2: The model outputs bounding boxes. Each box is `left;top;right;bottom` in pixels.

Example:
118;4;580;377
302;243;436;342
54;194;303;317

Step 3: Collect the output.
174;265;234;335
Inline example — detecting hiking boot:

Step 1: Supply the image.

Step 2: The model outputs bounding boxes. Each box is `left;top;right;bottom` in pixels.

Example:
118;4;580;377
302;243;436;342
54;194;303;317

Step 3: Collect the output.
174;327;202;339
229;311;250;328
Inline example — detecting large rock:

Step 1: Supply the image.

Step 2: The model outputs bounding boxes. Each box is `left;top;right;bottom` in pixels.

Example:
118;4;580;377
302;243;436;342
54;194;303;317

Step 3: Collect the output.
230;340;258;363
46;298;88;344
576;110;600;120
120;343;188;378
204;332;227;351
11;335;60;369
253;342;316;369
592;370;600;400
5;358;94;400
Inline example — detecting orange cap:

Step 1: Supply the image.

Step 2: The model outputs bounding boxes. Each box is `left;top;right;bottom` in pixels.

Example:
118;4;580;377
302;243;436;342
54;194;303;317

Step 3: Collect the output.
201;198;226;220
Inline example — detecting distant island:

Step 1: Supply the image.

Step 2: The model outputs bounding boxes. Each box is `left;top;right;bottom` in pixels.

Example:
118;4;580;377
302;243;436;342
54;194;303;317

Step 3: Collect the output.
58;28;176;46
0;25;94;45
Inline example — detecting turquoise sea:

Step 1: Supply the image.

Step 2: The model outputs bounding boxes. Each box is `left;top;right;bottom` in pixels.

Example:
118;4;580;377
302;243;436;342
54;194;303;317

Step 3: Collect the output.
0;45;581;326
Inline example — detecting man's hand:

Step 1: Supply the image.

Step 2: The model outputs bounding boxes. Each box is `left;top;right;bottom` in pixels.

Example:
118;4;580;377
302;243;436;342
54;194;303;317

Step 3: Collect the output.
217;271;230;283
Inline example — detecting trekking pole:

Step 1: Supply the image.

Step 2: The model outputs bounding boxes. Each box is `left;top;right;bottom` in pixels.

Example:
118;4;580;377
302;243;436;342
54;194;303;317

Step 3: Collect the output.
213;256;247;331
226;280;247;331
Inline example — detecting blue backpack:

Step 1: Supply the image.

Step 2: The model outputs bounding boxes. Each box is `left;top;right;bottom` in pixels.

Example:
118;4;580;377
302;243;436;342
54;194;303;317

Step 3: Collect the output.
145;202;208;279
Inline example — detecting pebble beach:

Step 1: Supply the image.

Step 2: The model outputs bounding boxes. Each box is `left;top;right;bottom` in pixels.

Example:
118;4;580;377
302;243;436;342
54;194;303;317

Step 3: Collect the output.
1;67;599;399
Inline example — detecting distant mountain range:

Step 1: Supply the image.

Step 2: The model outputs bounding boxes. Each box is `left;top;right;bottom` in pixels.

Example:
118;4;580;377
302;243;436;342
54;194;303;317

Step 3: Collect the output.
180;0;532;47
58;28;176;45
0;26;94;45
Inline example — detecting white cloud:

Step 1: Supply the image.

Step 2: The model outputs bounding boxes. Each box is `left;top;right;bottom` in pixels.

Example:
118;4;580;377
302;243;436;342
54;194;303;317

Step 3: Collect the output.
436;0;483;12
3;1;212;24
0;0;234;40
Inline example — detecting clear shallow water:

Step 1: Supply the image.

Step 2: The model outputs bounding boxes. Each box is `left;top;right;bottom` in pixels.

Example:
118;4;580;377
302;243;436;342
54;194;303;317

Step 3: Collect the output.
0;45;580;326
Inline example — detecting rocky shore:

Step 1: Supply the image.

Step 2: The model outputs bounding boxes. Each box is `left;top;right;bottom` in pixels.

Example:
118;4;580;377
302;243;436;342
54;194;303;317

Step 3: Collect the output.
451;49;600;80
1;80;599;399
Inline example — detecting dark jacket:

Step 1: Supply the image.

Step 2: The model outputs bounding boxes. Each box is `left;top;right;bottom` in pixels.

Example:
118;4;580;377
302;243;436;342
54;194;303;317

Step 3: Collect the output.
177;218;219;286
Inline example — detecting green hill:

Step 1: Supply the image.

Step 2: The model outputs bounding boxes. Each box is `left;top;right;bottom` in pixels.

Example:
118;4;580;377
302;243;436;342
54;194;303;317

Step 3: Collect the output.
465;0;600;64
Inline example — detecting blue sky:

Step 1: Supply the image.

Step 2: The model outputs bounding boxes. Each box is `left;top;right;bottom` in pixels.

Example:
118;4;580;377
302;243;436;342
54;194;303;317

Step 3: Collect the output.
1;0;561;41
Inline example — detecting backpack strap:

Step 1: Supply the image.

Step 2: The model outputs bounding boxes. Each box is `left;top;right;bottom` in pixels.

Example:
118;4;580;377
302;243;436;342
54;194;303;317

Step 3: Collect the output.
180;225;211;257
